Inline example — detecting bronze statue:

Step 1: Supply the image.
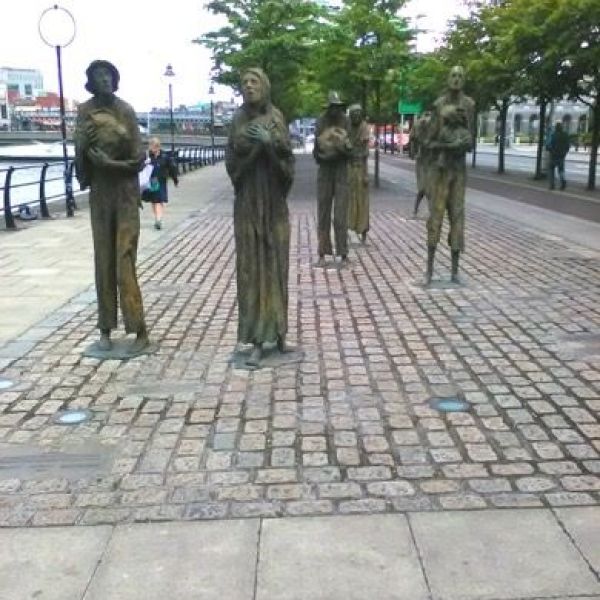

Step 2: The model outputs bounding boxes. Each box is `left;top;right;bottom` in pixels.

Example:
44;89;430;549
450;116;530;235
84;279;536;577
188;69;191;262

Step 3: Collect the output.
425;66;474;284
313;91;352;266
411;110;432;216
74;60;150;356
347;104;370;243
225;68;294;367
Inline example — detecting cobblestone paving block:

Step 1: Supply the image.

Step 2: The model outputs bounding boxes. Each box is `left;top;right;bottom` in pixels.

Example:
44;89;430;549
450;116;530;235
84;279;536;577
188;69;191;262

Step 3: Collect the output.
1;158;599;523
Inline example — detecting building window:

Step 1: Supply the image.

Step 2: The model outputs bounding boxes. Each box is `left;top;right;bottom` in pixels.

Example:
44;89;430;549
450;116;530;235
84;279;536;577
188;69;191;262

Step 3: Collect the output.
24;84;32;96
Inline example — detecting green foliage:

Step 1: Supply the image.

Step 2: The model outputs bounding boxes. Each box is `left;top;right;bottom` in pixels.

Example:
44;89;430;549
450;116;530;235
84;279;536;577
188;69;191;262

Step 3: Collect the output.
194;0;327;119
195;0;415;120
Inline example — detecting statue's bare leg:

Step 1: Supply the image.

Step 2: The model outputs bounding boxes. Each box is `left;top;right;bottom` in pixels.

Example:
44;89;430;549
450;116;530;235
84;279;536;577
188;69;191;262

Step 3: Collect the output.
426;246;436;285
246;344;262;367
98;329;112;351
451;250;461;283
131;326;150;353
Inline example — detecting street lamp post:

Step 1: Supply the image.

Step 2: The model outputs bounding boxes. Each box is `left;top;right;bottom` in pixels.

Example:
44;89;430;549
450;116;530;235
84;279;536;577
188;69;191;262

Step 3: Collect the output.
208;83;215;165
164;64;175;154
38;4;76;217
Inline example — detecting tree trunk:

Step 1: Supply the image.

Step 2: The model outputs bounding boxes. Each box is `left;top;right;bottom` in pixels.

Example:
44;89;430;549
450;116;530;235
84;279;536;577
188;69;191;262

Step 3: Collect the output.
471;108;478;168
374;79;381;188
535;97;547;179
498;98;508;174
587;100;599;190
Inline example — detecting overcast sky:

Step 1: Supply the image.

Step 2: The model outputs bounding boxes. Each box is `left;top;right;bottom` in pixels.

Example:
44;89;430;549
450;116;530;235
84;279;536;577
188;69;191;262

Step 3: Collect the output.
0;0;467;111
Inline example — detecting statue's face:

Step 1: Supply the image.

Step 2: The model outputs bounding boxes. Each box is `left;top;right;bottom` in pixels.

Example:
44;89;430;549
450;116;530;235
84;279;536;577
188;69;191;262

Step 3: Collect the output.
448;67;465;91
92;66;114;95
349;109;362;125
241;72;263;105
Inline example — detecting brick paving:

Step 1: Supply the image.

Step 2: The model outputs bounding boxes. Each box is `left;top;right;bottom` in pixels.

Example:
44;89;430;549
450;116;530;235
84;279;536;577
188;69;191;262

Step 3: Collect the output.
0;155;599;527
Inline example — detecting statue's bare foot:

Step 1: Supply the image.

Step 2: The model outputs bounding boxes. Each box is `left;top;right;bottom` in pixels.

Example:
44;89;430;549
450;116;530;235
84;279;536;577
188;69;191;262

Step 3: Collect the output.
130;330;150;354
277;336;288;353
317;256;326;267
98;330;112;351
246;345;262;367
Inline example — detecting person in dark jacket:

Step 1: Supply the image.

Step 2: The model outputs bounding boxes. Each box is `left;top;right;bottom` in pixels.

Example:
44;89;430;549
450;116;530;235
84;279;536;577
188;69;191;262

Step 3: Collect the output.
143;137;179;229
547;122;570;190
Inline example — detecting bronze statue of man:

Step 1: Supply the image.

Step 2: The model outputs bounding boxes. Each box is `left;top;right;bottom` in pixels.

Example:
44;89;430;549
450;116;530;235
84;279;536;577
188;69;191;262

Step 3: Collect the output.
225;68;294;367
347;103;370;243
425;66;474;284
313;91;352;266
74;60;149;354
411;110;432;216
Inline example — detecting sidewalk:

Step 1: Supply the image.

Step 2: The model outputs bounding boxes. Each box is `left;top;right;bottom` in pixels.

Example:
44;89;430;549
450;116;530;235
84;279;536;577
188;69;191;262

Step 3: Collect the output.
0;155;599;599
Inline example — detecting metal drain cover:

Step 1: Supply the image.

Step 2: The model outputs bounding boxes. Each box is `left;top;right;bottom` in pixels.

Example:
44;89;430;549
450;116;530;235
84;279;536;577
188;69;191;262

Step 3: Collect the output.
52;409;93;425
0;379;14;390
429;397;470;413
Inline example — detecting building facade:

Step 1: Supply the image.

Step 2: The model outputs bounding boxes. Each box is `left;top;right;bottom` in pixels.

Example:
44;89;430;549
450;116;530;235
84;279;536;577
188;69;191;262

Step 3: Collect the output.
479;99;591;144
0;67;44;99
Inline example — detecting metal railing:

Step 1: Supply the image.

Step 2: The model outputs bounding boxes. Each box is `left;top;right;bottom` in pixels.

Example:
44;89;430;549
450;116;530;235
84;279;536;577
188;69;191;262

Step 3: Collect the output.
0;144;227;230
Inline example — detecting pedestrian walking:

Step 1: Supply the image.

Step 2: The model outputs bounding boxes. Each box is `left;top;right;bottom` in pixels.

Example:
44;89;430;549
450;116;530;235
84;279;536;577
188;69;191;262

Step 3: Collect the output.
313;91;352;266
142;137;179;229
547;122;570;190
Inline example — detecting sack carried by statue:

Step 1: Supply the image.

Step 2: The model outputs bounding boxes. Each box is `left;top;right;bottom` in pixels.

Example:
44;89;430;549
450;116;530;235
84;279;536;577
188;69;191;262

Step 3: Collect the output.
86;108;130;159
318;126;351;160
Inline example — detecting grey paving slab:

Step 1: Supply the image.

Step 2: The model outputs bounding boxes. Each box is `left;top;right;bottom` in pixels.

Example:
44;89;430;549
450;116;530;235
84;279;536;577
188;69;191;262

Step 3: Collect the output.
555;507;600;576
409;509;600;600
256;514;429;600
84;520;259;600
0;526;112;600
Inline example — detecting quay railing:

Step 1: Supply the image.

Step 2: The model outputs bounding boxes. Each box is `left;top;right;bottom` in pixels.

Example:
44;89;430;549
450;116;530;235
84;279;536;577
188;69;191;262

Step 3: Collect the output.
0;144;226;230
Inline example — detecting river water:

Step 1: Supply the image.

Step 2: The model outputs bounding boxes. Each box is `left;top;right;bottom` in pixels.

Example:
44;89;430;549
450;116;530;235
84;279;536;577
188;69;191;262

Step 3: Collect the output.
0;143;79;208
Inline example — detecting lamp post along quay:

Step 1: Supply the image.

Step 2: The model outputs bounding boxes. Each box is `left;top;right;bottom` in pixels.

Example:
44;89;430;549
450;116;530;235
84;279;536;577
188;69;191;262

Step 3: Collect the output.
209;83;215;165
164;64;175;155
38;4;76;217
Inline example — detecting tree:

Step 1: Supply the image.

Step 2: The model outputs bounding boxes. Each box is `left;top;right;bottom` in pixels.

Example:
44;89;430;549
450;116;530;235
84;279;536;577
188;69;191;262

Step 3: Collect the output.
194;0;327;120
551;0;600;189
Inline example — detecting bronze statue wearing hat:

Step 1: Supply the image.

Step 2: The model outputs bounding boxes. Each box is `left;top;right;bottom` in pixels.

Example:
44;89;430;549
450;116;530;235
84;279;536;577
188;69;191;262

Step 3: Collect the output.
313;90;352;265
74;60;151;357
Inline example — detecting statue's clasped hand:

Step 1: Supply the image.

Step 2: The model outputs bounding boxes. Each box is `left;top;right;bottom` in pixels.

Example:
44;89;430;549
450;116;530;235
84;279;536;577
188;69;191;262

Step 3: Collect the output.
247;123;272;146
87;147;111;167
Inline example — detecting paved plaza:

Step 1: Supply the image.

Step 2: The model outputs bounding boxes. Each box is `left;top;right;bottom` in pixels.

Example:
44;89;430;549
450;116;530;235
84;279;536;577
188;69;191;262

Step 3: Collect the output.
0;155;599;598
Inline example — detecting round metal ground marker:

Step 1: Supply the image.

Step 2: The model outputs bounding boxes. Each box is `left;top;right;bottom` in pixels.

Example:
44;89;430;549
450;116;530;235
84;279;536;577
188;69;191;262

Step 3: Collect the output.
0;379;14;390
429;396;470;413
52;409;93;425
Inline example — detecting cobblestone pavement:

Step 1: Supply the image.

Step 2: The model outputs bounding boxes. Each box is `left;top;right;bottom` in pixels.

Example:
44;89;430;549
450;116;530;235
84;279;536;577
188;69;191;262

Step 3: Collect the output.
0;155;599;527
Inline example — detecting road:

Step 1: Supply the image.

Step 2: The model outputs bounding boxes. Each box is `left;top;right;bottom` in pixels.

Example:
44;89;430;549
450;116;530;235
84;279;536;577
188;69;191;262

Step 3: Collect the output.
471;145;595;185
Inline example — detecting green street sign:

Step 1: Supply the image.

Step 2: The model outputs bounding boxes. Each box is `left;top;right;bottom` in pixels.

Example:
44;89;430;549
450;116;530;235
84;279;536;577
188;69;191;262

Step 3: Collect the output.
398;100;422;115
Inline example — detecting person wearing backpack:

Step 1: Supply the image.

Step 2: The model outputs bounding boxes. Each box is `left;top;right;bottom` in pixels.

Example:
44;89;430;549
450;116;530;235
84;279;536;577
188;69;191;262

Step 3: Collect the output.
547;122;570;190
142;137;179;229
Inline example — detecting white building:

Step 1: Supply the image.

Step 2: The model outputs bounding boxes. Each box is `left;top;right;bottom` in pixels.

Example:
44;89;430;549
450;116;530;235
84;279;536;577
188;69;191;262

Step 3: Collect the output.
479;99;590;143
0;67;44;99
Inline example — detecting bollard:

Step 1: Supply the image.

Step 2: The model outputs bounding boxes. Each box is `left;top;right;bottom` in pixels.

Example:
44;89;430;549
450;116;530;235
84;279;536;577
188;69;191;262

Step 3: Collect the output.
39;163;51;218
3;167;16;230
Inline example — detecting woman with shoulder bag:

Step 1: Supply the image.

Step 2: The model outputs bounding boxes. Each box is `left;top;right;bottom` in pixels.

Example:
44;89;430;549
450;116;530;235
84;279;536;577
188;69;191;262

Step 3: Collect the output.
142;137;179;229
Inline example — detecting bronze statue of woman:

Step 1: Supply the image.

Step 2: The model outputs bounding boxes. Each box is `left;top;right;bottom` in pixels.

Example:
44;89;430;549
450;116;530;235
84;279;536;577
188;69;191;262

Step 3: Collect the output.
225;68;295;367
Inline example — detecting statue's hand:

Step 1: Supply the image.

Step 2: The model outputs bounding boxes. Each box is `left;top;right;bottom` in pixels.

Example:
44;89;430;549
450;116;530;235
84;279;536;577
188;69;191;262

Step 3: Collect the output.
84;122;99;147
247;123;271;146
87;147;111;167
